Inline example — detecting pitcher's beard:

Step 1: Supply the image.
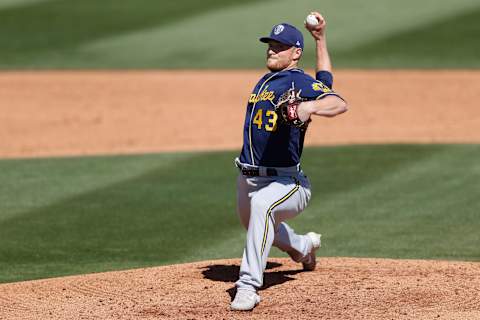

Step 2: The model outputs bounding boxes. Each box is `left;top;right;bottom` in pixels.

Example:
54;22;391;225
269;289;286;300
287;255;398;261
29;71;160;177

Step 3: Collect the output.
266;58;285;72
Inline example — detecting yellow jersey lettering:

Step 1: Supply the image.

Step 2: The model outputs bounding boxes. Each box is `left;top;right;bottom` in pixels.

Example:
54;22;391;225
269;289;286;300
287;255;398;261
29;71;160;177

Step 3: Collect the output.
265;110;278;132
312;82;332;93
253;109;263;129
249;85;276;104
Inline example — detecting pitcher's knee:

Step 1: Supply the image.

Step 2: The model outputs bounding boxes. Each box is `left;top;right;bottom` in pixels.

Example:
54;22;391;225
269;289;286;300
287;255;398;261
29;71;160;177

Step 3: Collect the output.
251;197;275;220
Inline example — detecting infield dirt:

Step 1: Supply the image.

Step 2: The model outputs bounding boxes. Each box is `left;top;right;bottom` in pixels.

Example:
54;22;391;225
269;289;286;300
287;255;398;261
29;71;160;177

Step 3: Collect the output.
1;70;479;158
0;70;479;319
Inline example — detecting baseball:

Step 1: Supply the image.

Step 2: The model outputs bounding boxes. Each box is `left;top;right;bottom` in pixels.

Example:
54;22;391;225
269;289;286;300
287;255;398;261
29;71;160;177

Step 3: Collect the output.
305;14;319;27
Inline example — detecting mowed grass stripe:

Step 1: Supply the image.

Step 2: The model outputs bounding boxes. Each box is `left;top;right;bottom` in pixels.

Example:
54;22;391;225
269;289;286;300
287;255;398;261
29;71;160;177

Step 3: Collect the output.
332;7;480;68
0;0;49;10
74;0;480;69
0;153;190;222
0;145;479;283
1;0;479;68
0;0;265;65
0;151;240;283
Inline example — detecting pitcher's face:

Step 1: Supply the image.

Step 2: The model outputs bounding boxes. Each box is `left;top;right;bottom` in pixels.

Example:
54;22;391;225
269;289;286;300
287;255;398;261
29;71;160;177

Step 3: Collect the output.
266;40;302;71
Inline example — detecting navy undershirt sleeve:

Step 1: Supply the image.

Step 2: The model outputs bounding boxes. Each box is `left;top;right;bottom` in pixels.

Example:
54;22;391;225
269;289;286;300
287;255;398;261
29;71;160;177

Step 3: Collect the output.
291;71;340;101
315;70;333;89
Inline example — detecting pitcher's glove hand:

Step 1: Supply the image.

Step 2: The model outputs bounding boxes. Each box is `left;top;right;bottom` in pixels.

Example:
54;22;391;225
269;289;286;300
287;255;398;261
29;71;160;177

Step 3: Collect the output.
275;88;310;129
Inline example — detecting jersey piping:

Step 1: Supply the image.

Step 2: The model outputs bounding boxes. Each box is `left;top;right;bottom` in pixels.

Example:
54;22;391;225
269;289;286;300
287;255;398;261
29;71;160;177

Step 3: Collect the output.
248;72;279;165
260;178;300;255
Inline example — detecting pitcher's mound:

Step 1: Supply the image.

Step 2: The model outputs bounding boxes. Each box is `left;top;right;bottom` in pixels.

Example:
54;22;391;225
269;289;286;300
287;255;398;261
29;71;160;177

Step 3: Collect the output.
1;257;479;319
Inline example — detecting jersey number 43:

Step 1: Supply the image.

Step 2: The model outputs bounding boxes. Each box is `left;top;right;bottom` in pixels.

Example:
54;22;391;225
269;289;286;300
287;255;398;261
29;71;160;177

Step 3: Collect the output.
252;109;278;132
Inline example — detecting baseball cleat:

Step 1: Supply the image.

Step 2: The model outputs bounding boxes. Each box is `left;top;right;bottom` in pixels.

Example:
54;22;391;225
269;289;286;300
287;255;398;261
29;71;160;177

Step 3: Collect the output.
230;289;261;311
302;232;321;271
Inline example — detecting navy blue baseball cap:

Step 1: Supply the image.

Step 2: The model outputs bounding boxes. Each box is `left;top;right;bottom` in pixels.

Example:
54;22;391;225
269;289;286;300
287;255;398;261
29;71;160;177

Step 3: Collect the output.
260;23;304;49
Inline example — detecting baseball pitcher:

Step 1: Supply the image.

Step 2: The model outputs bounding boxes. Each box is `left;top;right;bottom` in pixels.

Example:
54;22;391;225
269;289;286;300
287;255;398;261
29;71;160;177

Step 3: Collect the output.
231;12;348;311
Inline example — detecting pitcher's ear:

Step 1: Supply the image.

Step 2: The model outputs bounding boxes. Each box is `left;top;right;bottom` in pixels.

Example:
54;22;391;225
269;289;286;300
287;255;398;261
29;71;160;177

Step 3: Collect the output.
293;47;303;60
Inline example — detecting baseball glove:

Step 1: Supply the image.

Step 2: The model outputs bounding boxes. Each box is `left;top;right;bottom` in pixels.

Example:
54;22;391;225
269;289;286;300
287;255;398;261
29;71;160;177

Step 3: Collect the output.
275;88;310;129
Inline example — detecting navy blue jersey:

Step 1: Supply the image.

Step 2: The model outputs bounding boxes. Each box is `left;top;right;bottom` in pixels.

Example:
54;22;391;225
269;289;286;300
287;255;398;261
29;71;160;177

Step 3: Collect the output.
239;69;342;167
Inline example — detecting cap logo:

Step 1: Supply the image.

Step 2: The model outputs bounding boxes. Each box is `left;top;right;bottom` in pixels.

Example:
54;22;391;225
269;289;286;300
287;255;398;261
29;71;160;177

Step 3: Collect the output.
296;41;300;46
273;24;284;35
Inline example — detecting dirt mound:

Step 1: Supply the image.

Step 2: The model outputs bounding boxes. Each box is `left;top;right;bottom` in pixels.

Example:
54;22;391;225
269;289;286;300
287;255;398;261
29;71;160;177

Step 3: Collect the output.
1;70;479;159
0;257;479;319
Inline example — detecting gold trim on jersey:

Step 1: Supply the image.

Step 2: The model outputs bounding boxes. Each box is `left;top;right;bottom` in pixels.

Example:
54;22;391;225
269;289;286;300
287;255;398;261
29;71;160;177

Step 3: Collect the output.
248;73;279;165
315;91;343;100
311;81;332;93
260;178;300;256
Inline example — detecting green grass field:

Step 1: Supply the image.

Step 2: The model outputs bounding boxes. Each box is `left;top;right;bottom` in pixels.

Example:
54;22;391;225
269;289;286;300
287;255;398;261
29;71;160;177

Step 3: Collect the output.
1;145;479;283
0;0;478;68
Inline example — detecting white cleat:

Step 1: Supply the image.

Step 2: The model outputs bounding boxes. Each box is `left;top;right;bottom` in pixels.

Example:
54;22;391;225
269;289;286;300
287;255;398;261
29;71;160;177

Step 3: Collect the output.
302;232;321;271
230;289;261;311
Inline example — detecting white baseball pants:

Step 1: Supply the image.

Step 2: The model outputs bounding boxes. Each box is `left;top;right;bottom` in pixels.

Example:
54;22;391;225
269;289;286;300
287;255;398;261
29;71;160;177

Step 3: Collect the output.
235;172;312;291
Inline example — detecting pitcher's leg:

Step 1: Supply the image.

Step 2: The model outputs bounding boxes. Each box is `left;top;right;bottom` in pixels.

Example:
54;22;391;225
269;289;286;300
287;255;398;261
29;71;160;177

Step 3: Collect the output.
236;177;306;291
272;174;313;262
273;222;311;262
236;196;275;291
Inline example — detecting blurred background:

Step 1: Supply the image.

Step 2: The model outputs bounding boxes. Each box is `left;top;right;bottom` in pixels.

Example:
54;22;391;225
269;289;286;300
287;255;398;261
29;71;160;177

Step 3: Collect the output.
0;0;478;68
0;0;479;284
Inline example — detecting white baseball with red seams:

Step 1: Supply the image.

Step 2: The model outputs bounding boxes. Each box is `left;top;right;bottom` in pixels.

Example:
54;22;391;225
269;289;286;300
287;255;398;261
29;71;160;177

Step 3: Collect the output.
305;14;319;27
